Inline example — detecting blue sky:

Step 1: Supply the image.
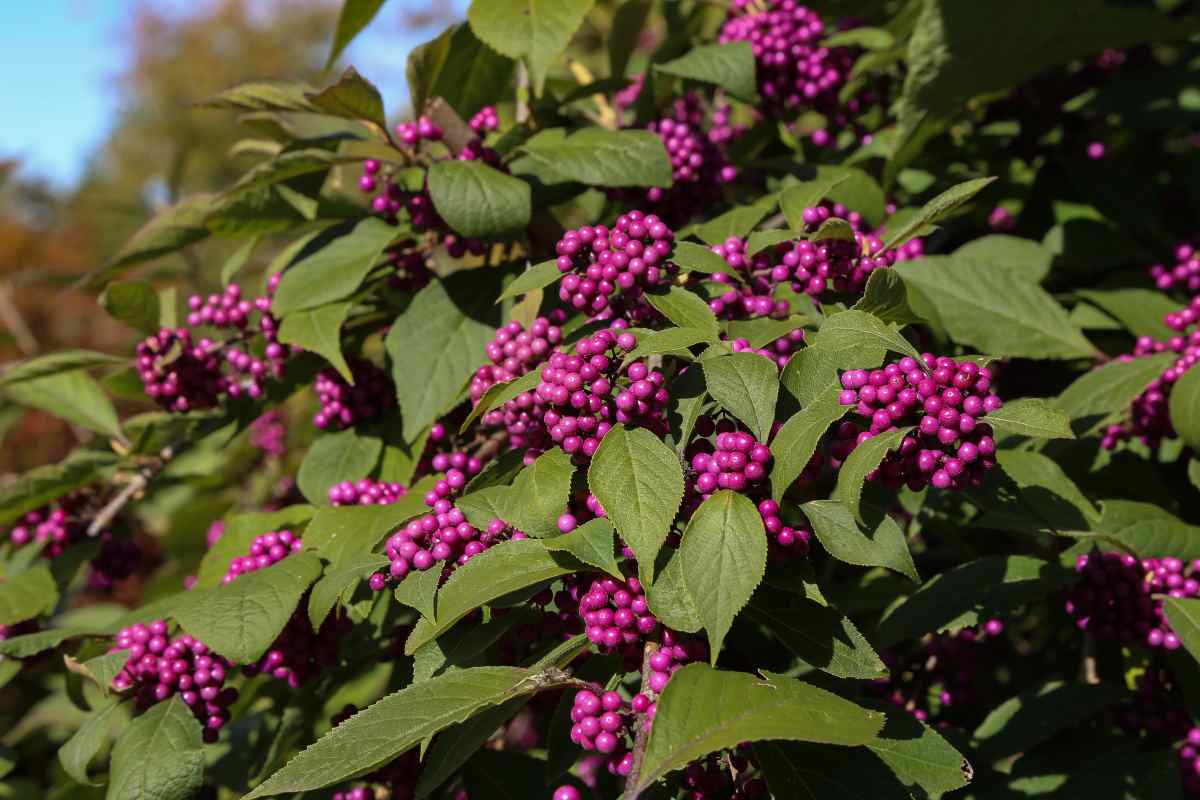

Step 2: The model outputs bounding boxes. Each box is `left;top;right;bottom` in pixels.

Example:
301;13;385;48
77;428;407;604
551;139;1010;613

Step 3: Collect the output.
0;0;468;190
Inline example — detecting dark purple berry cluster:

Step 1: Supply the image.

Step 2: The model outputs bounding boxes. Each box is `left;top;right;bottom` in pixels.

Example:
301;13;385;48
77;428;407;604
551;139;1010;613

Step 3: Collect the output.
111;620;236;743
313;358;395;430
554;211;674;315
836;355;1001;491
222;529;302;584
328;479;407;506
469;314;564;404
579;575;658;653
690;430;772;495
639;94;738;225
570;689;633;765
1150;242;1200;295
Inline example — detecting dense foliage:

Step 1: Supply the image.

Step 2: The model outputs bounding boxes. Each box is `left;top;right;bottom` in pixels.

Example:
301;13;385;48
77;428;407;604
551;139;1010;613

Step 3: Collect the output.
3;0;1200;798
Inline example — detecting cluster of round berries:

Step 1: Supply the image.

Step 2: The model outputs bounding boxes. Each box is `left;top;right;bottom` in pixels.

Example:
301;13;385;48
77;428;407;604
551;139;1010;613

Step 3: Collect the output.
1102;323;1200;450
785;228;898;299
554;211;674;315
730;331;806;370
570;689;633;765
249;410;286;457
313;358;395;430
469;315;564;403
707;237;791;320
137;276;287;411
1149;242;1200;295
222;530;302;584
468;106;499;133
718;0;853;119
639;94;738;225
690;431;772;495
111;620;236;743
428;449;486;480
8;502;84;556
328;479;407;506
393;116;443;149
579;576;658;655
835;356;1001;491
88;536;144;590
648;632;706;694
1065;551;1200;650
756;499;812;556
870;619;1005;724
803;201;926;261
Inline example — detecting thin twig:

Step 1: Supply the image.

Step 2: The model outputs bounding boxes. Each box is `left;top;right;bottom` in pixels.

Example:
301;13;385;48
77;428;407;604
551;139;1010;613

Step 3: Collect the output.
87;474;147;537
0;281;38;355
624;640;661;800
1081;634;1100;685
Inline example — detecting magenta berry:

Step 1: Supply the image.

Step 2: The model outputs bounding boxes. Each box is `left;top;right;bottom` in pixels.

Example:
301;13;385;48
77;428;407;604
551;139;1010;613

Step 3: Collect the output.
313;358;395;430
554;210;674;316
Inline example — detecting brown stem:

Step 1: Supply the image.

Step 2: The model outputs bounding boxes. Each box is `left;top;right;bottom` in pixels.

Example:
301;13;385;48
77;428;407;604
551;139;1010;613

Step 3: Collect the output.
624;641;661;800
1081;634;1100;685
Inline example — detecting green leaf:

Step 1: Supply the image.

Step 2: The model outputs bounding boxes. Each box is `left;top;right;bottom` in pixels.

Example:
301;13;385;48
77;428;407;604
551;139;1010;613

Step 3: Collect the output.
417;698;530;798
504;448;576;537
746;585;886;680
97;195;213;282
271;217;397;316
277;301;353;382
1055;352;1176;435
679;491;767;663
221;236;259;286
694;196;778;245
779;175;850;231
655;42;759;104
832;427;912;523
5;370;122;439
803;499;918;581
460;370;540;434
387;271;504;440
244;666;569;798
0;350;126;387
496;260;559;302
1170;365;1200;450
543;518;622;579
297;429;383;504
101;282;160;335
304;489;430;567
972;450;1099;533
406;540;584;654
770;389;848;502
624;327;714;364
0;628;90;658
644;286;721;341
609;0;651;77
427;160;531;240
702;353;779;442
725;317;806;350
0;565;58;626
107;697;204;800
395;567;443;621
200;80;317;113
455;486;514;531
1164;597;1200;666
60;701;123;786
744;230;795;257
875;556;1073;647
1077;288;1179;340
631;664;883;794
645;548;703;633
982;398;1074;440
587;425;684;581
172;552;322;663
826;26;895;49
466;0;594;95
895;256;1097;360
817;309;923;365
780;337;884;408
851;269;918;325
868;712;973;797
883;177;996;250
671;241;742;281
0;451;118;527
954;234;1054;283
407;23;515;119
81;651;129;694
307;66;387;132
193;506;315;590
308;554;389;629
973;681;1128;763
811;217;857;243
1191;459;1200;493
326;0;386;69
511;128;672;188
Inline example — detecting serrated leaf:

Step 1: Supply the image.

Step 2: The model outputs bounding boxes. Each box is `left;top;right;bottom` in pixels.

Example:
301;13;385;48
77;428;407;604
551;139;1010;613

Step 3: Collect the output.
543;518;621;579
101;282;160;335
954;234;1053;283
60;701;123;786
395;567;443;621
694;195;778;245
407;23;515;119
1164;597;1200;666
172;553;322;663
983;398;1074;440
1170;365;1200;450
244;666;571;798
895;256;1097;360
646;547;703;633
587;425;684;581
645;286;721;340
200;81;317;112
0;627;89;658
666;366;707;454
308;554;389;629
326;0;386;69
770;388;848;502
973;450;1099;533
817;310;923;365
779;175;851;231
781;337;885;408
851;268;918;325
496;260;559;302
511;128;672;188
811;217;857;243
277;301;353;382
655;42;759;103
748;584;885;680
0;350;126;387
304;489;430;567
671;241;741;281
1077;288;1179;340
427;160;532;239
803;499;918;581
221;236;259;286
307;66;387;131
271;217;397;316
460;370;540;435
466;0;594;95
624;327;713;365
96;195;213;282
745;229;795;257
832;427;912;522
297;429;383;504
725;317;806;350
631;664;883;794
406;540;585;654
5;369;122;439
883;177;996;250
416;697;530;798
0;565;58;626
1055;352;1176;435
679;491;766;663
107;697;204;800
973;681;1127;763
702;353;779;442
455;485;515;531
504;448;576;537
875;556;1073;647
80;651;129;693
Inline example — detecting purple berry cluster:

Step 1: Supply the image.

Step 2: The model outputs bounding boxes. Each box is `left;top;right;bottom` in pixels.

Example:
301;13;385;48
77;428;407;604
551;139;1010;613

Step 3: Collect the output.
707;237;791;320
249;410;286;457
313;358;395;430
138;276;287;411
88;535;143;590
328;479;407;506
1150;242;1200;295
836;355;1001;491
756;499;812;556
554;211;674;315
222;529;302;584
639;94;738;225
718;1;853;118
469;314;564;403
8;503;83;556
579;576;658;654
1065;551;1200;650
111;620;236;742
690;431;772;495
730;332;806;370
570;689;634;767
